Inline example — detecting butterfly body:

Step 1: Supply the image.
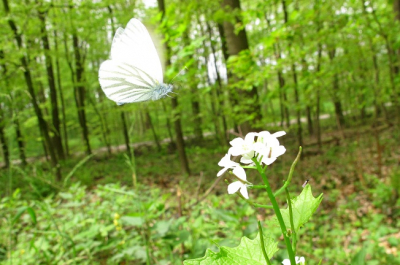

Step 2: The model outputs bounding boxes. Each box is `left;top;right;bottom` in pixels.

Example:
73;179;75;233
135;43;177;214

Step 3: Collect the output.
99;18;171;105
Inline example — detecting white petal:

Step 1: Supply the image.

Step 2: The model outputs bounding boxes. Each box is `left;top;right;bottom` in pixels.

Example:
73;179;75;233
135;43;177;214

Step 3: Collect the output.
272;131;286;138
227;181;242;194
266;136;280;147
217;167;228;177
218;154;231;167
244;132;258;144
281;259;291;265
230;137;244;147
272;145;286;157
296;257;305;264
262;156;277;165
240;157;254;164
232;166;247;181
239;185;249;199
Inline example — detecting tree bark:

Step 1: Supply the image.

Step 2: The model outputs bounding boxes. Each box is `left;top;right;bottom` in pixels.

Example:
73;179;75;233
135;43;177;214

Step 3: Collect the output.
205;21;228;144
53;30;69;157
72;32;91;155
0;105;10;168
108;5;133;157
3;0;61;180
37;2;65;160
157;0;190;175
145;110;161;151
328;48;345;130
220;0;262;134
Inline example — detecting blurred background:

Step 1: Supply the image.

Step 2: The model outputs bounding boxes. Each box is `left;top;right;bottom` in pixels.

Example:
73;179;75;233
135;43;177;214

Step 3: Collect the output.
0;0;399;264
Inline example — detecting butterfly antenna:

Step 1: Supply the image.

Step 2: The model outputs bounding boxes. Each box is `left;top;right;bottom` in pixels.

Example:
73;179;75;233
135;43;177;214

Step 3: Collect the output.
169;66;187;84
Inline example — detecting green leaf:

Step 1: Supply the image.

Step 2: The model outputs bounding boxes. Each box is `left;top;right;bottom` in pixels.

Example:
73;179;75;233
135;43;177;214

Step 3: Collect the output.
12;206;37;225
183;232;278;265
279;185;323;233
351;247;366;265
120;216;144;227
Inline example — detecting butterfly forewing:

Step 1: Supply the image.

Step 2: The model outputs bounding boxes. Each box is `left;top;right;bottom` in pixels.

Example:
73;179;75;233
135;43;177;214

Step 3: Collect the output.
99;18;164;104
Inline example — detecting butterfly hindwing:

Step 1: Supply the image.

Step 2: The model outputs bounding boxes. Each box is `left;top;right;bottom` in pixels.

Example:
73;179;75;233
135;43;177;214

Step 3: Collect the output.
99;60;154;104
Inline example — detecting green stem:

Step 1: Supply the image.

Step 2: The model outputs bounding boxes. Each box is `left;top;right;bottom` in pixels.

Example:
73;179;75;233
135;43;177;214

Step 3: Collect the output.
274;147;302;197
258;221;272;265
253;158;296;265
285;188;297;254
248;185;267;189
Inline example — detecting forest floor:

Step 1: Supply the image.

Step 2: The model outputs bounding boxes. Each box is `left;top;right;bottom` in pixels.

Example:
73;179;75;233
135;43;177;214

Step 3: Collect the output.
0;110;365;168
1;114;399;264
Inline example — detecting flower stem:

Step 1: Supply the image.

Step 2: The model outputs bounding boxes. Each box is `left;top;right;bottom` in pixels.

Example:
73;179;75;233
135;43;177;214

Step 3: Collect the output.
257;220;272;265
253;159;296;265
285;187;297;253
274;147;302;197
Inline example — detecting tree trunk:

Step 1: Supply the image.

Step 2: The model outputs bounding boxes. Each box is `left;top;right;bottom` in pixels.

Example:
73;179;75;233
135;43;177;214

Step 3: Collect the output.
3;0;61;180
37;2;64;160
72;33;91;155
157;0;190;175
265;13;289;128
291;62;303;147
220;0;261;134
14;117;27;166
205;21;228;144
53;30;69;157
145;109;161;151
121;111;132;156
0;105;10;168
162;101;175;148
107;5;133;157
328;48;345;130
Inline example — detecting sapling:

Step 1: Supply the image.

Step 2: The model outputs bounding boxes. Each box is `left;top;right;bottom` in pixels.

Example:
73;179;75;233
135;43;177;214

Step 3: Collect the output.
184;130;323;265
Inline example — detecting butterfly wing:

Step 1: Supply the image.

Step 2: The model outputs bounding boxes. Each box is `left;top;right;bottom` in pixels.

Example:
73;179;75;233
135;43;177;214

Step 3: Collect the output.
99;60;156;104
99;18;163;104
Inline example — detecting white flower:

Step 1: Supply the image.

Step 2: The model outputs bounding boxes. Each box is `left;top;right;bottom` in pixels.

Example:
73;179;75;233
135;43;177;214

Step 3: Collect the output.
254;131;286;165
217;153;240;177
282;256;305;265
227;167;249;199
228;132;258;156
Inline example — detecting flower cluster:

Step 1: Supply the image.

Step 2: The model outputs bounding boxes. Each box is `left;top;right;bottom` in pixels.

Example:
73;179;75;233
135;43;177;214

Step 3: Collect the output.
217;131;286;199
282;256;305;265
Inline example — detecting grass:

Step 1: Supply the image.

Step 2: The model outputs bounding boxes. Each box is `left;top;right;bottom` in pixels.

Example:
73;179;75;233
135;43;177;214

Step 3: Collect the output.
1;117;400;264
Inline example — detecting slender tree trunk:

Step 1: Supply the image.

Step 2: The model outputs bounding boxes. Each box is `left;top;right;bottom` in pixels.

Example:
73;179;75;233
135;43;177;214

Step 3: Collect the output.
183;29;203;143
328;48;345;130
265;13;289;128
217;22;239;133
72;33;91;155
145;110;162;151
0;105;10;168
107;5;133;155
314;0;322;150
205;21;228;144
3;0;61;180
315;44;322;148
37;3;64;160
291;62;303;147
14;117;27;166
157;0;190;175
120;111;133;156
162;101;175;148
53;30;69;157
220;0;262;134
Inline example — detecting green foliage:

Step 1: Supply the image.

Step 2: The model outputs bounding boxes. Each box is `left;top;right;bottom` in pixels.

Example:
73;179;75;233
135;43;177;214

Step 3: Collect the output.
278;184;323;233
183;232;278;265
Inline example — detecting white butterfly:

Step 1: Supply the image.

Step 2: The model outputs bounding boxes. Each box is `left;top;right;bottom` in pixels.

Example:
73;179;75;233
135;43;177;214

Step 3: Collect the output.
99;18;172;105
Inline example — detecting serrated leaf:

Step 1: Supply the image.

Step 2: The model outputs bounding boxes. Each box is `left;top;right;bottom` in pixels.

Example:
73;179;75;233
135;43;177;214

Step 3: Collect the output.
279;184;323;233
120;216;144;226
183;232;278;265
